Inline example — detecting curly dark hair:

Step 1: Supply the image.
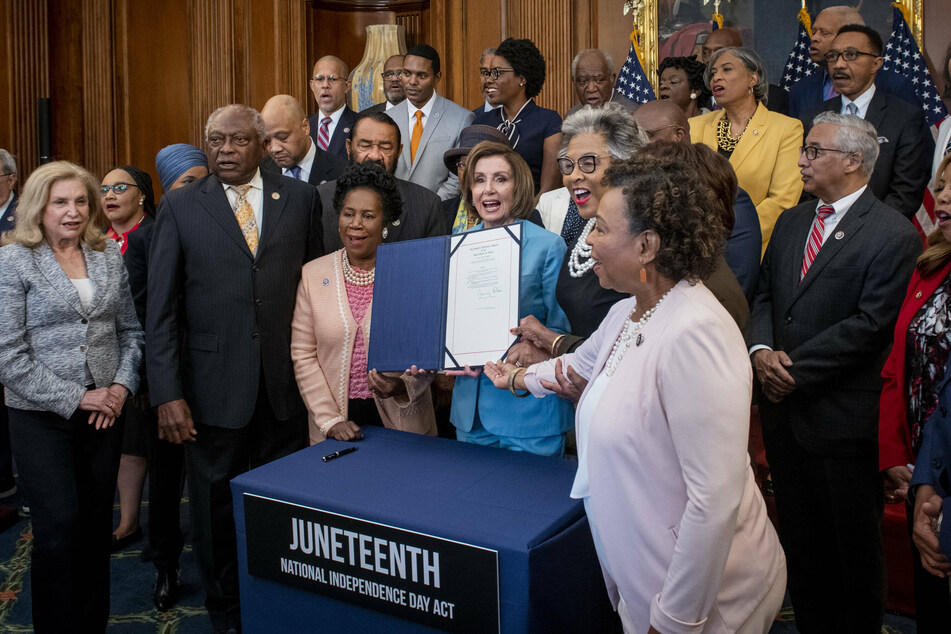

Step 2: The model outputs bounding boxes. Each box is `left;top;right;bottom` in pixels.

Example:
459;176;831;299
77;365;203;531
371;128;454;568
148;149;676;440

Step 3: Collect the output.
658;56;711;105
332;162;403;226
495;38;546;99
604;153;726;283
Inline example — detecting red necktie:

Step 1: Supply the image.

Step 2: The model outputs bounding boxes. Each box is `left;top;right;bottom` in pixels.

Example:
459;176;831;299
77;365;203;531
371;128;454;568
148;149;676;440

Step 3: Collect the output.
318;117;331;150
801;205;835;280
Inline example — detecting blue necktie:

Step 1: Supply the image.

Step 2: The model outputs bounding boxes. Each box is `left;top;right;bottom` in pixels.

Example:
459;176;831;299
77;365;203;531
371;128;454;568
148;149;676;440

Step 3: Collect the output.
288;165;302;180
560;199;585;245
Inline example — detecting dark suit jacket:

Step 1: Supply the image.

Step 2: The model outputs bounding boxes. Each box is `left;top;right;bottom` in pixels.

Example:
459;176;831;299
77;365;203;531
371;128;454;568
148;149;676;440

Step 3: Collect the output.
766;84;790;117
361;102;388;115
260;147;347;187
804;88;934;219
1;192;16;230
317;176;446;253
911;356;951;556
308;107;360;160
123;214;155;328
790;68;923;123
146;171;324;429
748;189;920;455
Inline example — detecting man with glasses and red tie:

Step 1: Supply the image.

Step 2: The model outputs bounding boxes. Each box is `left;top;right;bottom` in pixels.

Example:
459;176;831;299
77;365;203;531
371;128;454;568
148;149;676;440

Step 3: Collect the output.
308;56;360;160
803;24;933;219
748;111;921;631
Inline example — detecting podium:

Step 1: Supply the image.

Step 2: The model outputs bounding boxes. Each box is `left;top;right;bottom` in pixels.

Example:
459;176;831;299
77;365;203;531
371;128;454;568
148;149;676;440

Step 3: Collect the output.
232;427;616;633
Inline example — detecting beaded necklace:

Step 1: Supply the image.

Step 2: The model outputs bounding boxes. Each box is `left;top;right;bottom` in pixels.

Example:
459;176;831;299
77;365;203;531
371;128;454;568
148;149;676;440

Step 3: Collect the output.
567;219;596;278
604;289;672;376
341;249;375;286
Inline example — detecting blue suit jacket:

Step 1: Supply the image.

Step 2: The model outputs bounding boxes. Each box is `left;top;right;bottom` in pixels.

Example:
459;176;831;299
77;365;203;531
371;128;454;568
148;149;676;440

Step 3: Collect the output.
1;192;16;230
911;356;951;557
308;107;360;160
449;220;574;439
789;68;922;124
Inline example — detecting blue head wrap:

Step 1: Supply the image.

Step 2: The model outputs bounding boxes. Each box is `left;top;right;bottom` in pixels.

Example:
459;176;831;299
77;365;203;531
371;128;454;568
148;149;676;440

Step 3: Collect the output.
155;144;208;192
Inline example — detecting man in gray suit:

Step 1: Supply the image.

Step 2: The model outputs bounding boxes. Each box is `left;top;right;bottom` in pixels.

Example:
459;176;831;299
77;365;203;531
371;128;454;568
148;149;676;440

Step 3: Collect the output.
318;111;446;252
748;112;921;631
361;55;405;115
387;44;474;200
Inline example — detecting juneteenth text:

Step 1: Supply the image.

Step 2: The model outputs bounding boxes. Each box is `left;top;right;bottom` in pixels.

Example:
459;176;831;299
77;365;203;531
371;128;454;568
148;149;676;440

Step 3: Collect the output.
288;517;441;588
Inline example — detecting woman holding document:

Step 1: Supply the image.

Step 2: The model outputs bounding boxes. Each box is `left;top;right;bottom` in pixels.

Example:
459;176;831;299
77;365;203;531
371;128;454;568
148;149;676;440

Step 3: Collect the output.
290;163;436;444
484;154;785;633
448;141;573;457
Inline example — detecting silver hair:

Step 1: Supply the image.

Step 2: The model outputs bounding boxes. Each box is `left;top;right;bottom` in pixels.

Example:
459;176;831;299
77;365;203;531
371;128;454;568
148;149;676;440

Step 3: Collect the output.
811;111;880;178
704;46;769;105
0;149;17;176
204;104;266;144
571;49;615;77
479;48;496;65
559;102;648;160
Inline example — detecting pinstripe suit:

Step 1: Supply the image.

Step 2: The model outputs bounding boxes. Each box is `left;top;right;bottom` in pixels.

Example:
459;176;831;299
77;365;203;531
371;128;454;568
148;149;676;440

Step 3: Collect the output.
748;188;920;631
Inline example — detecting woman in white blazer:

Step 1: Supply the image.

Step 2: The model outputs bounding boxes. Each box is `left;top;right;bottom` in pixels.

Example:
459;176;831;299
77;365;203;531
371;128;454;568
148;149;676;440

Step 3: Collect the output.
486;154;785;633
0;161;143;633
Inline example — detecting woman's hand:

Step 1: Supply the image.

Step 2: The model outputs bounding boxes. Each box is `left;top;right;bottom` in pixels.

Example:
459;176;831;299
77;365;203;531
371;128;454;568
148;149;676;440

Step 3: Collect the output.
883;465;913;503
511;315;557;352
107;383;130;416
483;361;520;390
539;358;587;404
507;341;551;367
79;387;120;428
326;420;363;442
445;365;482;378
367;370;407;400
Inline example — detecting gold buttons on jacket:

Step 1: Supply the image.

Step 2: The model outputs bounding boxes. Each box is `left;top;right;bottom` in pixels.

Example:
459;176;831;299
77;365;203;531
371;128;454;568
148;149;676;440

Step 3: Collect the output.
916;291;923;299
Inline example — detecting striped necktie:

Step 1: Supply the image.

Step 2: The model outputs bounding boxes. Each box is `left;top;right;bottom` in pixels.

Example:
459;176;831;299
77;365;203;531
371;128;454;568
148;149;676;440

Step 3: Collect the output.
801;205;834;280
318;117;332;150
230;184;259;256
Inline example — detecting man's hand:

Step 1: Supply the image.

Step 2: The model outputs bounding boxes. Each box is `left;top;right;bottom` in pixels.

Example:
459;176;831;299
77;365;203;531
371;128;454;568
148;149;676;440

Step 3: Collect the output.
913;485;951;577
883;465;913;503
752;349;797;403
367;370;407;400
156;399;197;444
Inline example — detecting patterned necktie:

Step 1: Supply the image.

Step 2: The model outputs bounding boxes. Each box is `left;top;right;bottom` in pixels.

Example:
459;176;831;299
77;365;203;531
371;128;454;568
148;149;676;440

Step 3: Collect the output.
560;199;585;245
318;117;332;150
410;110;423;163
801;205;835;280
288;165;302;180
230;184;259;256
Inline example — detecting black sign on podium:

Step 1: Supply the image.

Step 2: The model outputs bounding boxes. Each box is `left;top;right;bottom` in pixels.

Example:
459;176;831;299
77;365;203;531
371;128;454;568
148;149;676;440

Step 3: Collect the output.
243;494;501;633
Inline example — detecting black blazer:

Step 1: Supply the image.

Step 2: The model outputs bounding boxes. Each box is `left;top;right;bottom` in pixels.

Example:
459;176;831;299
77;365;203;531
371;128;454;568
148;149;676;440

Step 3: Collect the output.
360;102;388;115
260;147;347;187
1;192;16;229
747;189;921;455
804;88;934;219
308;107;360;160
146;172;324;428
317;176;447;253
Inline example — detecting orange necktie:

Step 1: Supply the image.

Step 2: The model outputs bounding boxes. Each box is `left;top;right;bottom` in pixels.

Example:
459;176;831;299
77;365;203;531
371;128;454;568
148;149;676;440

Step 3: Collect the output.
410;110;423;163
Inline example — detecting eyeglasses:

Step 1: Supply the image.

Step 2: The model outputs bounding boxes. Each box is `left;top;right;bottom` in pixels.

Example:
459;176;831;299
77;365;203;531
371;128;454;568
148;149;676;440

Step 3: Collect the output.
824;49;879;63
557;154;610;175
312;75;346;83
799;145;852;161
574;76;610;87
100;182;139;195
0;172;13;177
381;70;402;80
480;67;516;81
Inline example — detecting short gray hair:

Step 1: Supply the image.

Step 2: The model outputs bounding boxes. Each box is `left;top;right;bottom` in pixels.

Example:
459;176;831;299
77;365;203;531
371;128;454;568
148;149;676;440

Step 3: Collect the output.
705;46;769;105
479;48;496;65
571;49;615;77
811;111;880;178
0;150;16;176
204;104;266;144
560;103;647;161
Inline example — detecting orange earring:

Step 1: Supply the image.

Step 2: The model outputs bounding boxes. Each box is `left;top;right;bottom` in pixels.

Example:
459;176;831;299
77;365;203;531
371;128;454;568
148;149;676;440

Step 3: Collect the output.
639;268;647;283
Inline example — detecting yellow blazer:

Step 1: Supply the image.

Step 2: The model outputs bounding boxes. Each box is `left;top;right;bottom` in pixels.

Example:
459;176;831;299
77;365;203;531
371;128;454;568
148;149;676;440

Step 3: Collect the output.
290;250;437;444
691;102;804;256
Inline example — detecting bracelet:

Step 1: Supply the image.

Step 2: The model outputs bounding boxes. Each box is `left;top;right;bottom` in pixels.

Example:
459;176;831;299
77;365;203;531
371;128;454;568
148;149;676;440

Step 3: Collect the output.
550;334;567;358
508;367;530;398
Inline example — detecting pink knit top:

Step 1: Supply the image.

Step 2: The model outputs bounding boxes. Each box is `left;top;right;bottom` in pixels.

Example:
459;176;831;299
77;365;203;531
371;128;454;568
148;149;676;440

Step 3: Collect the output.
346;278;374;399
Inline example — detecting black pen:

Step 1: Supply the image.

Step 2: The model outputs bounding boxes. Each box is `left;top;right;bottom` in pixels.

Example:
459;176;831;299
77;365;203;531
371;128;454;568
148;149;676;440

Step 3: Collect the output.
322;446;358;462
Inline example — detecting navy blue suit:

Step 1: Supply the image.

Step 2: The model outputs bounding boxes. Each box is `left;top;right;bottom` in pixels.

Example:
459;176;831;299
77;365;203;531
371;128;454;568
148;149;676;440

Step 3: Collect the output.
308;107;359;160
1;192;16;229
912;357;951;559
789;68;922;124
724;187;761;303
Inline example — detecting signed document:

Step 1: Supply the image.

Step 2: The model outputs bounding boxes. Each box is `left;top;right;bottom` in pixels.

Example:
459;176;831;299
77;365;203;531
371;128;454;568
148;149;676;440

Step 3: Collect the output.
445;225;521;368
367;224;522;372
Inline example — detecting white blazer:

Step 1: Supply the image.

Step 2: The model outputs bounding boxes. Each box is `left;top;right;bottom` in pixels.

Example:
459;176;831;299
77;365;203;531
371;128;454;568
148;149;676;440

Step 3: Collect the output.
535;187;570;236
525;280;785;634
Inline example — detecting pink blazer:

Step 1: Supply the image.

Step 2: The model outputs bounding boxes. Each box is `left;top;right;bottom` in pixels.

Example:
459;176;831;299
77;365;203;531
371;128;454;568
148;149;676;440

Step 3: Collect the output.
290;250;437;444
525;280;785;633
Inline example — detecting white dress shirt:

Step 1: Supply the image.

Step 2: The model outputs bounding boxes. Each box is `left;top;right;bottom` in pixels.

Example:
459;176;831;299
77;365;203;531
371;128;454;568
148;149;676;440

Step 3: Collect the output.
408;92;438;133
222;168;264;232
318;105;347;144
284;139;317;183
841;84;876;119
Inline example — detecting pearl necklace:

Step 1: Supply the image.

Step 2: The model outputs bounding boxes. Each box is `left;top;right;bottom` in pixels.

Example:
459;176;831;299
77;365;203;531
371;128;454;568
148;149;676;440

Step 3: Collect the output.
604;289;672;376
567;219;596;278
342;250;375;286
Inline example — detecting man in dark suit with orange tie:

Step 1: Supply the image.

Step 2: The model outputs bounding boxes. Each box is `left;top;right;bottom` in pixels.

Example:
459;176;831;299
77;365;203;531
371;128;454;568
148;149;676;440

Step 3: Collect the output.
147;104;323;634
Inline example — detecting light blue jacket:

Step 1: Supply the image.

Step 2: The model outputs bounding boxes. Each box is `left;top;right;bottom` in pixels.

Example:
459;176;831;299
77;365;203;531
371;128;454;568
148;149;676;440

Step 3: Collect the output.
450;220;574;438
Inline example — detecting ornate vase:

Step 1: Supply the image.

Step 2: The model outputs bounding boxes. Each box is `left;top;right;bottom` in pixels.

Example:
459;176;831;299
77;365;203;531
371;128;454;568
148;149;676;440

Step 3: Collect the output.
348;24;407;112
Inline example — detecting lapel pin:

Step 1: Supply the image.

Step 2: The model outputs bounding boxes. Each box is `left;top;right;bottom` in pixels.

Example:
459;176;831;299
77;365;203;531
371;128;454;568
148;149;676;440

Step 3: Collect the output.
271;192;280;200
834;231;844;240
916;291;923;299
752;129;759;135
322;278;330;286
343;127;350;134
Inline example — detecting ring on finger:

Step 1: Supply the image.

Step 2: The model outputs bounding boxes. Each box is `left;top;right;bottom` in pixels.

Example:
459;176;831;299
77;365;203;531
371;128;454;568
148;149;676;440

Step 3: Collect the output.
515;361;523;367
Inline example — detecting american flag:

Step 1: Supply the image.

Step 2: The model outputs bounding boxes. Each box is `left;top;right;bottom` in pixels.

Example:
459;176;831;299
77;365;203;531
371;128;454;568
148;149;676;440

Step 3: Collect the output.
882;5;949;239
612;36;656;108
780;8;822;92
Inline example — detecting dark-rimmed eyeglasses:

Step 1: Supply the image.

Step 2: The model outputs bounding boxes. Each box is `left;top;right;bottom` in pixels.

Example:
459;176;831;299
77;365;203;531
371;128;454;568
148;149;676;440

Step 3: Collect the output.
100;182;139;195
557;154;610;175
824;49;879;63
480;67;516;81
799;145;852;161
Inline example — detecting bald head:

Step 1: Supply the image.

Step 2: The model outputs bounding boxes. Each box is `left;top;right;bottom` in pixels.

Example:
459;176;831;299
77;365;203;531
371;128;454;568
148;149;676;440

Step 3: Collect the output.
310;55;352;115
261;94;312;168
810;6;865;64
702;28;743;63
634;100;689;144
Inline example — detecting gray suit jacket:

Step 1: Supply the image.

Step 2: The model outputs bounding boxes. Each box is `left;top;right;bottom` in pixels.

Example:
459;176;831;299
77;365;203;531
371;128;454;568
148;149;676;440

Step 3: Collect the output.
387;94;474;200
0;240;143;418
747;188;920;455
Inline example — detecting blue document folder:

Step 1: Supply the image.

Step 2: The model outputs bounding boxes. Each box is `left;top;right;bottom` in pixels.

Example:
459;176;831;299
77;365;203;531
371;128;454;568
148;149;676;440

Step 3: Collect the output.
368;224;522;372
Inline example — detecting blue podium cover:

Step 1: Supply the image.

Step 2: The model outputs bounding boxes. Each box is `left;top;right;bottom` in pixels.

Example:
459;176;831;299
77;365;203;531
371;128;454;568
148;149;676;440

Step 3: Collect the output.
232;427;616;633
